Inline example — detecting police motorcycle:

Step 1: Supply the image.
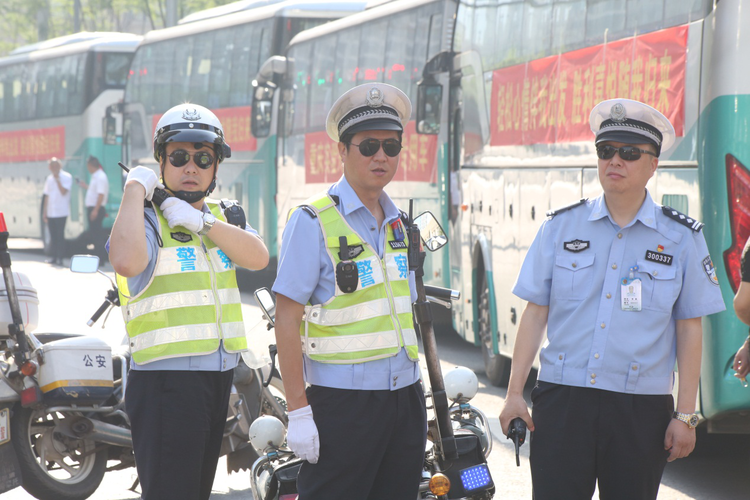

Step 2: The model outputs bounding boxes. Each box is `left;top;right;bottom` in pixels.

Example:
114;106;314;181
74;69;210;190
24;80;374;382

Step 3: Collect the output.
247;206;496;500
0;215;286;500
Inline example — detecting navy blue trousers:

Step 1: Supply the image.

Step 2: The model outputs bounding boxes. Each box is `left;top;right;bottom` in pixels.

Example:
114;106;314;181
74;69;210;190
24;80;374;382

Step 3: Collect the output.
298;382;427;500
125;369;233;500
530;381;673;500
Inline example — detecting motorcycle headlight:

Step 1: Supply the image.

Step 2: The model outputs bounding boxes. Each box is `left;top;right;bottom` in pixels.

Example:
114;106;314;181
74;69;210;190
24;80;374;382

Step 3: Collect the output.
249;415;286;453
444;366;478;403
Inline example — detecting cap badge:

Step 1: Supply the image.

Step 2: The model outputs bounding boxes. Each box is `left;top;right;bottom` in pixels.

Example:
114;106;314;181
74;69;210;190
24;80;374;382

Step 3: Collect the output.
182;108;201;121
365;88;384;108
610;103;627;122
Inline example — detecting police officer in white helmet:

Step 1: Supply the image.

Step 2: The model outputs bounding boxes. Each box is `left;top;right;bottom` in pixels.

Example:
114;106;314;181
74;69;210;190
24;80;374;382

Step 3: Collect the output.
109;103;269;500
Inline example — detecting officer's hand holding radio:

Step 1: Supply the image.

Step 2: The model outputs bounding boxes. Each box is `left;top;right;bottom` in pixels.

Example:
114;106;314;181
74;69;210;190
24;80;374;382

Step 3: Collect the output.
125;166;164;201
160;197;205;233
287;405;320;463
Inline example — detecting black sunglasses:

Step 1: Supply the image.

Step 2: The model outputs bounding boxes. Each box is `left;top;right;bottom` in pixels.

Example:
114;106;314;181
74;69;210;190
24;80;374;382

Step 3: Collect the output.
596;145;657;161
168;149;215;169
350;138;402;157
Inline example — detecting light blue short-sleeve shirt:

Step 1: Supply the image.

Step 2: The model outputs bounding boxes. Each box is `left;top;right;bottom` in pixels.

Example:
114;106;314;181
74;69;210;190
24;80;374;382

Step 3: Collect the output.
111;205;260;372
513;191;726;395
272;176;420;391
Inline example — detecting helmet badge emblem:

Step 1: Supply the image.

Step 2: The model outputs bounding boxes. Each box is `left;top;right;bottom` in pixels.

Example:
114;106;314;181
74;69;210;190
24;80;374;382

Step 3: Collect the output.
610;103;627;122
365;88;384;108
182;108;202;121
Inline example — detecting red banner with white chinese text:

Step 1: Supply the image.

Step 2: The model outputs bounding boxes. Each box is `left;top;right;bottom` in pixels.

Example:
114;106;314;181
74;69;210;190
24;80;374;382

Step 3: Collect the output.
490;25;687;146
0;126;65;163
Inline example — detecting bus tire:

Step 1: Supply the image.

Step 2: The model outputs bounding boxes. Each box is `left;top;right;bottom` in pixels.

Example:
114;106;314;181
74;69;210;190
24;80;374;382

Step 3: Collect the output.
478;273;510;387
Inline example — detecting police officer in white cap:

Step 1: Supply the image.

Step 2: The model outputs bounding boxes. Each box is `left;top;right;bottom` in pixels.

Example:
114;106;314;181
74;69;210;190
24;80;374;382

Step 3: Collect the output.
499;98;725;500
273;83;426;499
109;103;269;500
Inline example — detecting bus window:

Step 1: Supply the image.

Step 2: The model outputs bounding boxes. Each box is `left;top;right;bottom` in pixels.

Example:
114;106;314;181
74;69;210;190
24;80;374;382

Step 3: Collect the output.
626;0;664;34
522;1;552;60
288;42;312;135
309;36;337;130
335;27;361;98
209;28;234;109
188;31;214;106
172;38;194;105
358;19;387;85
586;0;626;45
385;13;415;98
104;53;132;88
552;0;586;54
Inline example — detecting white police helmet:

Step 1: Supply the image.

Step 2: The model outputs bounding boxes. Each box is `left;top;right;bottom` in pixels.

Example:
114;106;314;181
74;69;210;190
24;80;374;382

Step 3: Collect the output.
589;98;675;156
326;83;411;143
248;415;287;454
444;366;479;404
153;103;231;163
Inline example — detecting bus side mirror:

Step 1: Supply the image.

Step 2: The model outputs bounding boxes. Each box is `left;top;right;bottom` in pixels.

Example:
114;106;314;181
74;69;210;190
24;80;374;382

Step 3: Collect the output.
251;81;275;139
102;106;118;145
416;78;442;135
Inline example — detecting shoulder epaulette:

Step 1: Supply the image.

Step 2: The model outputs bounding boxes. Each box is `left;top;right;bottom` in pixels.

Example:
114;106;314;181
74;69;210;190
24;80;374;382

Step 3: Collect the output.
296;194;341;219
662;206;704;232
546;198;588;219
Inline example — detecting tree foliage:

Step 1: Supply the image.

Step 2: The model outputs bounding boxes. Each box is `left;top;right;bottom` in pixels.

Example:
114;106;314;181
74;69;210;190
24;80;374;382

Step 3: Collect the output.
0;0;237;56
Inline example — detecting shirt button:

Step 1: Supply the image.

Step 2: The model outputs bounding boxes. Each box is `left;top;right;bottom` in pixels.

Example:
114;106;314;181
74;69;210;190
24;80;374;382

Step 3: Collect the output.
590;379;596;385
594;353;600;359
632;365;638;371
653;271;658;276
600;323;606;329
572;263;577;268
558;355;564;360
591;373;596;378
606;293;611;299
618;233;623;239
611;263;617;270
393;375;398;387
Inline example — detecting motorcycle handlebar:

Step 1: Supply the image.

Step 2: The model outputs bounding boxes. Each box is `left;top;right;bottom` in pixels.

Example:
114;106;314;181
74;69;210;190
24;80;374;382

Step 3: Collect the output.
424;285;460;301
88;300;112;327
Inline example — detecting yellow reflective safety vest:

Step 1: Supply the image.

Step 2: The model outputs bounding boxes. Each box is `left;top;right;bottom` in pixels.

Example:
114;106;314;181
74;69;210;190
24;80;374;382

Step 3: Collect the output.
296;193;419;364
117;202;247;364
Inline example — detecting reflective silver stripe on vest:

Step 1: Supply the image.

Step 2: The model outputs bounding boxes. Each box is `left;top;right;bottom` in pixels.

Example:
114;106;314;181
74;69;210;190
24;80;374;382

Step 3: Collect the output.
130;320;246;352
154;246;211;276
126;288;241;321
131;323;219;351
220;321;246;340
303;328;417;355
304;296;411;326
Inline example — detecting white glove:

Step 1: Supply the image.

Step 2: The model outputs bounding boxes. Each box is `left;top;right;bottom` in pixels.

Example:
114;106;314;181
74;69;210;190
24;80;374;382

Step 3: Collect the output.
126;166;163;201
159;197;204;233
287;405;320;463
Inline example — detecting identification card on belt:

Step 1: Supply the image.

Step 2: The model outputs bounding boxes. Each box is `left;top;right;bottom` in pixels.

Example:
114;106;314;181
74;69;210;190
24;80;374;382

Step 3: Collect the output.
621;265;642;312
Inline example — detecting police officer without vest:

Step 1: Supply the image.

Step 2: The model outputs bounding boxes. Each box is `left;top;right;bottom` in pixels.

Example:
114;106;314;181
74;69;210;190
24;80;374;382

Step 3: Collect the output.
108;103;269;500
498;99;725;500
273;83;426;499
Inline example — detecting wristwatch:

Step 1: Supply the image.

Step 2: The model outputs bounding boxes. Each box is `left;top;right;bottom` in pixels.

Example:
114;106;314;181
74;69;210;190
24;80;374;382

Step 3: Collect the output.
198;213;216;236
673;411;699;429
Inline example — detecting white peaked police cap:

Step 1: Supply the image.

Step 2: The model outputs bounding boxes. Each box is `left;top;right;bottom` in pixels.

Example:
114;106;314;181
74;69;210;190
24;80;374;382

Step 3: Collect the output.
326;83;412;143
589;98;675;156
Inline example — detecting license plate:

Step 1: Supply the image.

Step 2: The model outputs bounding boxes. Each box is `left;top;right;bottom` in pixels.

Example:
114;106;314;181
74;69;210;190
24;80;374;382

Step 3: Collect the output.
0;408;9;445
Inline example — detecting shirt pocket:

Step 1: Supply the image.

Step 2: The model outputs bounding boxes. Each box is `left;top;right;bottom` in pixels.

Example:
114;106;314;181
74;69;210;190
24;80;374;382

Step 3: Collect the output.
636;259;679;312
553;253;596;300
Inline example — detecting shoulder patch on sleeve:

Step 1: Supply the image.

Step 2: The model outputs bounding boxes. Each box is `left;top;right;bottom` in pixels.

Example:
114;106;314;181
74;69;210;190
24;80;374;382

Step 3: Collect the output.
546;198;588;219
662;206;704;232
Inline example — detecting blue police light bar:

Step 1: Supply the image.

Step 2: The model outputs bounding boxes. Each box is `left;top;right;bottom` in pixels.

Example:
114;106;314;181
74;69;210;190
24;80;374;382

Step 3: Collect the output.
460;463;494;492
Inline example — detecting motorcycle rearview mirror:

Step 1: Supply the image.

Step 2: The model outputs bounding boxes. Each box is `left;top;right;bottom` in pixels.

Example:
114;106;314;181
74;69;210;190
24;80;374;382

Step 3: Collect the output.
70;255;100;274
414;211;447;251
254;287;276;328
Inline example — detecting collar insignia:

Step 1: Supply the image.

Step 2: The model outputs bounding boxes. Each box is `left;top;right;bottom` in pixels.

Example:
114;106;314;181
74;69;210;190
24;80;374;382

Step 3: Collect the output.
564;239;589;252
171;231;193;243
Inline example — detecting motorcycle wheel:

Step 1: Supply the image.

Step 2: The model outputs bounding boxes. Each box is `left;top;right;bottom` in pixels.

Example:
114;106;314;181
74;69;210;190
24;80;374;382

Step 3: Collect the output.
11;407;107;500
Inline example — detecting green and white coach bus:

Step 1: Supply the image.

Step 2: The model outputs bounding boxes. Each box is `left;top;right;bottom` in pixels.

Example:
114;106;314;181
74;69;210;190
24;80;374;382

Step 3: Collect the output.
0;32;140;253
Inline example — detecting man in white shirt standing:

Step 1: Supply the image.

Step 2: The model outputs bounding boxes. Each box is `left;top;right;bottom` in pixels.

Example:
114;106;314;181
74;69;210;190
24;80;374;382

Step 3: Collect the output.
42;157;72;266
78;155;109;262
